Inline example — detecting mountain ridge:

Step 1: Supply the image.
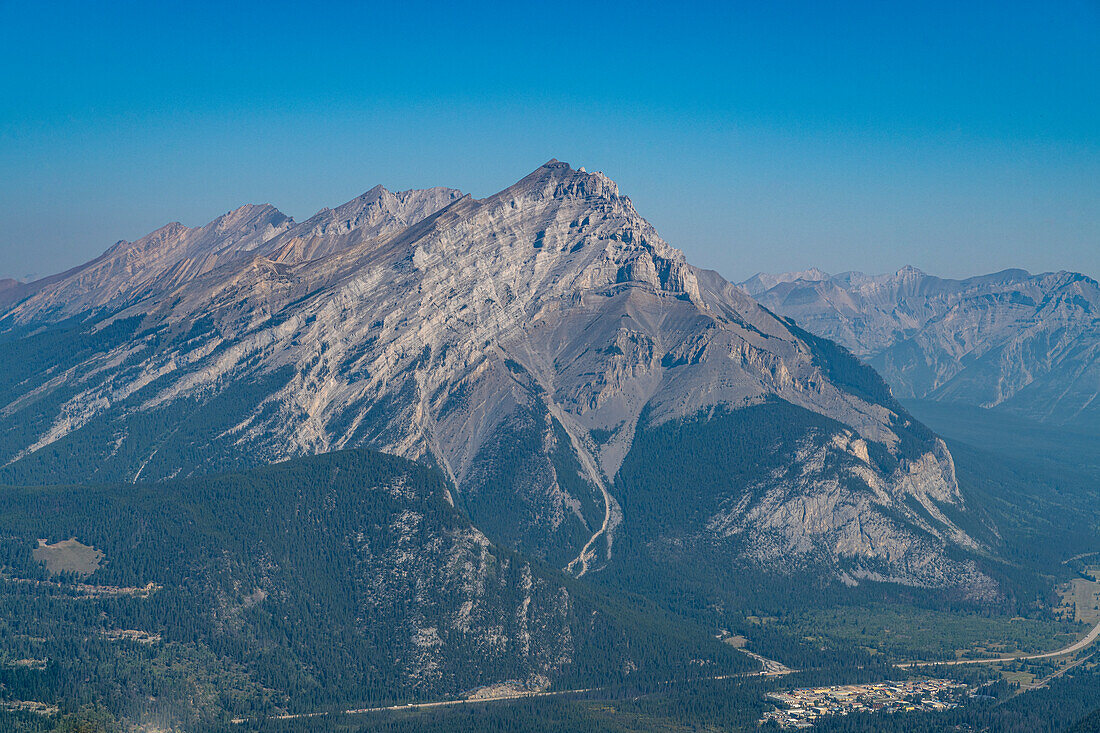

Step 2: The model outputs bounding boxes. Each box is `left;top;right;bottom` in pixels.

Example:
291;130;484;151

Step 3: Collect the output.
0;184;465;328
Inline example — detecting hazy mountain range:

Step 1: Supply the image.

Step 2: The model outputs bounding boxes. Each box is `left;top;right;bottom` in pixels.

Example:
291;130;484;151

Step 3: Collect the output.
744;266;1100;429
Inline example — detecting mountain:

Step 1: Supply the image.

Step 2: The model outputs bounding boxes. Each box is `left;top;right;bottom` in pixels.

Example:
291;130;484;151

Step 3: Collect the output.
0;448;750;727
739;267;830;295
263;184;463;265
0;185;462;328
0;161;991;597
745;267;1100;428
0;204;293;325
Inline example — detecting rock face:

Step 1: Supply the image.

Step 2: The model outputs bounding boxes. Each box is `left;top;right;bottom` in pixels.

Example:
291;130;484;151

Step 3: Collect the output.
740;267;830;296
263;185;463;265
0;161;988;592
745;267;1100;427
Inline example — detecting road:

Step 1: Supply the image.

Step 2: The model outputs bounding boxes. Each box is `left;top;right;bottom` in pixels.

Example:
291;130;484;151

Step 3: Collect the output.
1062;551;1100;564
1026;651;1095;691
231;687;604;724
231;649;794;725
227;607;1100;725
898;614;1100;668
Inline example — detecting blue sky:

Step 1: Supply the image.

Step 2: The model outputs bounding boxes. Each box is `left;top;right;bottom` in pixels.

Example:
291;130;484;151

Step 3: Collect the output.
1;0;1097;281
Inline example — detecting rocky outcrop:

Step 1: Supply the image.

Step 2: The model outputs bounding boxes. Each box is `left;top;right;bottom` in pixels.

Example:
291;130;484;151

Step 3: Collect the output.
707;430;990;596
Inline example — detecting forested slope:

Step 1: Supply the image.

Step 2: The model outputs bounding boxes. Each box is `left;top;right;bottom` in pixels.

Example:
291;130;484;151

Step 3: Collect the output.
0;449;749;730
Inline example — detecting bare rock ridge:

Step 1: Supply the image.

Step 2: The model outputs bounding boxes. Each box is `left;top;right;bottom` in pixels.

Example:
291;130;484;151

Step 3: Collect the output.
0;185;463;326
0;203;293;324
740;267;830;295
0;161;991;594
745;266;1100;426
265;184;463;264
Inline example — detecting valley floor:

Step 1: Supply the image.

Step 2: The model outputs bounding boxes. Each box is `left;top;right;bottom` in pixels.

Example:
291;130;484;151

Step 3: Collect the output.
898;613;1100;668
228;647;795;726
223;607;1100;730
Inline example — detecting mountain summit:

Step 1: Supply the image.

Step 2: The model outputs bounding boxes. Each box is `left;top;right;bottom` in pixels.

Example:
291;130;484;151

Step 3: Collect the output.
0;161;991;594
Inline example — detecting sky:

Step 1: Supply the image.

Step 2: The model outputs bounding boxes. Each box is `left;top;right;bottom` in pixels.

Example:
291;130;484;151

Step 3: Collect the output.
1;0;1097;282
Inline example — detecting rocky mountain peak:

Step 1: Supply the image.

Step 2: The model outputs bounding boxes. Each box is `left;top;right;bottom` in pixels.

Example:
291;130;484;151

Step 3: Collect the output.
265;184;464;265
894;265;925;279
740;267;830;296
379;160;697;306
491;159;623;205
210;203;291;235
112;203;291;259
0;203;296;324
306;184;463;234
0;161;988;593
105;220;188;256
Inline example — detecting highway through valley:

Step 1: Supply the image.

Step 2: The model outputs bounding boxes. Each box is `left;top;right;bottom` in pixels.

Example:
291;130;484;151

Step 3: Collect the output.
229;615;1100;725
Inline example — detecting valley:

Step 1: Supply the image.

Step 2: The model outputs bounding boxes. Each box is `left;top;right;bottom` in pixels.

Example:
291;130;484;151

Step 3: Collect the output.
899;614;1100;667
227;646;792;726
776;605;1085;663
260;606;1100;728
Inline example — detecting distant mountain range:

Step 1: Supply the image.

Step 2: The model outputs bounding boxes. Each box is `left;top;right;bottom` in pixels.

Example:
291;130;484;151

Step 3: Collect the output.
0;161;989;597
744;266;1100;429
